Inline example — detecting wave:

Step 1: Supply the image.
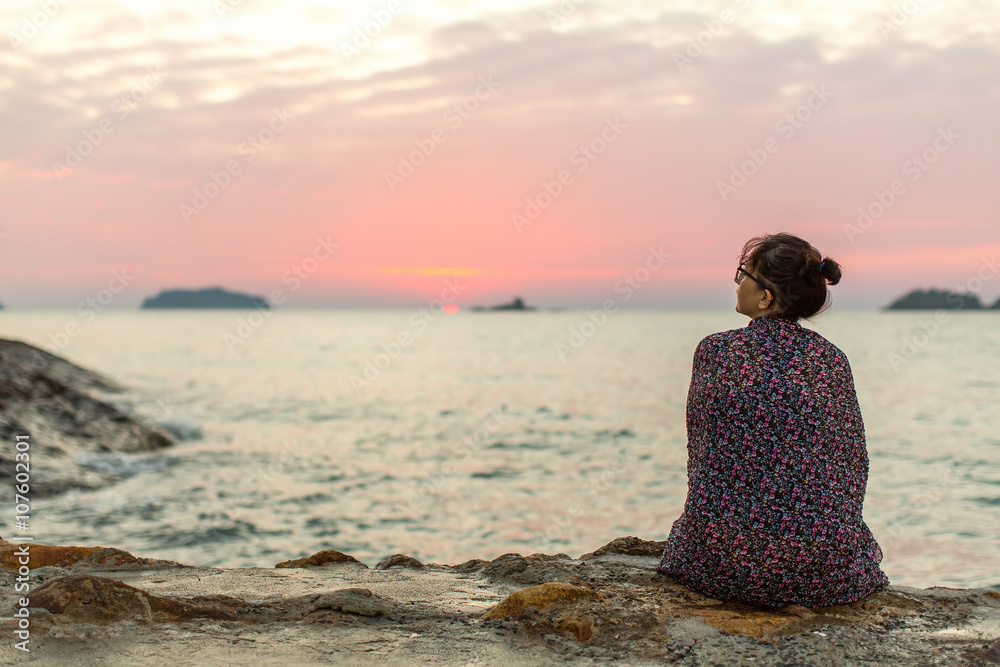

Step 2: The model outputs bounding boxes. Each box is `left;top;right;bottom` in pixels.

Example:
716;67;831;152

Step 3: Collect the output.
74;452;178;478
156;417;204;441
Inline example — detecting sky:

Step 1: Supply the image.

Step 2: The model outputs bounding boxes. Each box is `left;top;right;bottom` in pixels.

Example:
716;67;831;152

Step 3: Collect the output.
1;0;999;309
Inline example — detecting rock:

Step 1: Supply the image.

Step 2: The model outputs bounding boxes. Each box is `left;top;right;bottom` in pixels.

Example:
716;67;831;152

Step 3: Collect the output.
453;558;489;572
30;575;241;624
286;588;392;621
482;582;603;644
0;338;175;497
664;616;722;646
963;637;1000;663
579;536;666;560
375;554;424;570
480;552;579;585
0;538;189;572
275;549;367;569
482;581;599;620
7;535;1000;665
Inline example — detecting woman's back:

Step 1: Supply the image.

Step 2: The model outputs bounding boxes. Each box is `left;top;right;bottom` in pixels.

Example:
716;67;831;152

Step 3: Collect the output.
656;314;890;608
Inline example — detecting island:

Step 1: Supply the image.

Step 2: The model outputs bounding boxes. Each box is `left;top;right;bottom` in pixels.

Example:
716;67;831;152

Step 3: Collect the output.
884;288;984;310
140;287;271;309
470;296;537;311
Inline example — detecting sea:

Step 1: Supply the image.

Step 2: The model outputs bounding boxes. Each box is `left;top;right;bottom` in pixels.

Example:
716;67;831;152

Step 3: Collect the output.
1;309;997;591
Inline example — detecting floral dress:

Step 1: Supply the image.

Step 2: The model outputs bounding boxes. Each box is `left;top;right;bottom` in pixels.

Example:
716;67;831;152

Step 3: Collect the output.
656;314;890;608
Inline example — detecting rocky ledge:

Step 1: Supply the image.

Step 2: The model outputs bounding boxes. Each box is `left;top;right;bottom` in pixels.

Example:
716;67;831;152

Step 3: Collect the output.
1;536;997;665
0;338;175;497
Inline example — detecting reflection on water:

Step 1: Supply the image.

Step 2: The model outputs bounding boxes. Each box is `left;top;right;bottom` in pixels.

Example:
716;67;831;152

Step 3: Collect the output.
1;309;998;589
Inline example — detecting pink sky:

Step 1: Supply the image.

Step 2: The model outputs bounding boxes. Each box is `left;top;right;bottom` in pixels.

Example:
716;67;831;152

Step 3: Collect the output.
1;1;999;309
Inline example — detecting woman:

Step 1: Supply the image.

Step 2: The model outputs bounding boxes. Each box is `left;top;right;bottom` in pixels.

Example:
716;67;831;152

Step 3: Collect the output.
656;232;890;608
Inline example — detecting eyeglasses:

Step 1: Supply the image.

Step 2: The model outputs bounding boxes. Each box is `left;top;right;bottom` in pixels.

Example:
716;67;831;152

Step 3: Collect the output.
735;265;771;294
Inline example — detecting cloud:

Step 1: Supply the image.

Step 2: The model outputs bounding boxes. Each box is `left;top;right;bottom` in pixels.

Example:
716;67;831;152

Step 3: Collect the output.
1;2;998;306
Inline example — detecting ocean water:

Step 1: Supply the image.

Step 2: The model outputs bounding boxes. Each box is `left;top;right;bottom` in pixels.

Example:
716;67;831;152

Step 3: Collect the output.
0;309;998;591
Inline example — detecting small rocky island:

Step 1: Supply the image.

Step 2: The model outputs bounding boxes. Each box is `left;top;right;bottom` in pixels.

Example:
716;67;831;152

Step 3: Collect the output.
885;288;986;310
471;296;537;311
141;287;270;309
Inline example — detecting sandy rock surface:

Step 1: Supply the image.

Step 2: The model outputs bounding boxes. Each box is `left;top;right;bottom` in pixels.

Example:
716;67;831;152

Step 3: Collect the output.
1;535;998;665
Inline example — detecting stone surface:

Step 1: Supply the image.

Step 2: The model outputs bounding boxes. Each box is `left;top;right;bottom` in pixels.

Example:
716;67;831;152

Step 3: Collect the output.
0;536;189;572
482;581;600;620
286;588;392;620
375;554;425;570
274;549;367;569
2;536;998;665
30;575;241;624
579;535;667;560
480;552;581;586
964;637;1000;663
0;338;175;497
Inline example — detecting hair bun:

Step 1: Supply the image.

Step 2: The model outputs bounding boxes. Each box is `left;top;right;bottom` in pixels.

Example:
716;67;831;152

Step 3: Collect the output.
819;257;842;286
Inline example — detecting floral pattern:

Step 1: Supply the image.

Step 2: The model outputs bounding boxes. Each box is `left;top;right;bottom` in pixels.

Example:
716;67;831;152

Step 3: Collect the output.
656;314;890;608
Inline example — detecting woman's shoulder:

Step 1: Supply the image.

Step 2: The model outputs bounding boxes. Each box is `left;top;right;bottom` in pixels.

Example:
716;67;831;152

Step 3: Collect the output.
797;326;850;362
696;329;737;351
692;327;747;362
697;321;759;347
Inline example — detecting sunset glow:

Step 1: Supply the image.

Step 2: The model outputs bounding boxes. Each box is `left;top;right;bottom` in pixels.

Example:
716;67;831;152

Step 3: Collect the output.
2;0;999;309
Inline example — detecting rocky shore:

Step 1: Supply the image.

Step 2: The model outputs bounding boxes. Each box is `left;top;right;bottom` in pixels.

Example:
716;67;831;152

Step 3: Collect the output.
0;338;175;497
1;535;998;665
2;339;998;664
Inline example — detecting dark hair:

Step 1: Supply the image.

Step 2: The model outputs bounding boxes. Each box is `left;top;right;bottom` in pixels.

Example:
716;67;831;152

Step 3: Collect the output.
739;232;842;321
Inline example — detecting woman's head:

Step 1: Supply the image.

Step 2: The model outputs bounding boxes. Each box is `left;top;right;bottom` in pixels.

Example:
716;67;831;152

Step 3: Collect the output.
736;233;842;321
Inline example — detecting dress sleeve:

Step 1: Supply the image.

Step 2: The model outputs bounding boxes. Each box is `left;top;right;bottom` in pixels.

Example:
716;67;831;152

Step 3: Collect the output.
836;352;868;463
686;336;717;444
